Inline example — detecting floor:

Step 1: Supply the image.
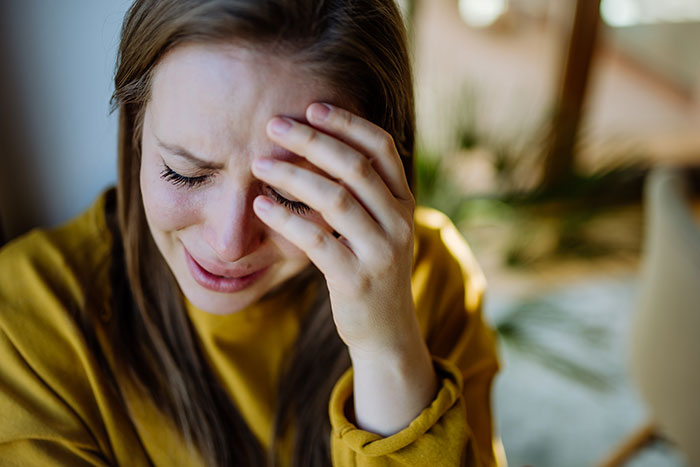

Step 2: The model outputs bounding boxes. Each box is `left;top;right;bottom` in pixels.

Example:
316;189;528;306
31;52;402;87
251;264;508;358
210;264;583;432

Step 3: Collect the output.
486;273;689;466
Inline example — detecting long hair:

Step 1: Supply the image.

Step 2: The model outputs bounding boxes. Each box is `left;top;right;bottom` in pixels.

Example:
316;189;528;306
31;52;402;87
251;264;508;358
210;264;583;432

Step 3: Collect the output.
108;1;415;465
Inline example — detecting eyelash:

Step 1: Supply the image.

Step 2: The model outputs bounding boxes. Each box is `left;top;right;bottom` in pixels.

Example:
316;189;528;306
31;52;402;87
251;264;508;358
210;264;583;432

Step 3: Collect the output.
160;165;210;188
266;189;311;215
160;164;311;215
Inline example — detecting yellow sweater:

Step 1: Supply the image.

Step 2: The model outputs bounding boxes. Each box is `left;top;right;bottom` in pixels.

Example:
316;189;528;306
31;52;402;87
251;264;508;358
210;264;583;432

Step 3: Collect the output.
0;191;500;466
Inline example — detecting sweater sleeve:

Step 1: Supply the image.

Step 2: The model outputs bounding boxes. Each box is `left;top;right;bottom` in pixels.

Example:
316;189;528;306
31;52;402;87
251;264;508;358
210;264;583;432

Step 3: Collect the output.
0;193;177;467
327;207;502;466
0;326;111;466
0;201;124;466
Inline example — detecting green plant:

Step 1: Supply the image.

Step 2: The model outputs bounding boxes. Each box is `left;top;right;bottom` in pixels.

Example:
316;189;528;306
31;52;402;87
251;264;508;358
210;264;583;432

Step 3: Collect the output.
415;146;469;222
495;298;614;391
413;83;648;392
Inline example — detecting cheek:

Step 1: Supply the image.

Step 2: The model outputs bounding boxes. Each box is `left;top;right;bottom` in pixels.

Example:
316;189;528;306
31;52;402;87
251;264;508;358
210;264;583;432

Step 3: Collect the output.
140;157;200;233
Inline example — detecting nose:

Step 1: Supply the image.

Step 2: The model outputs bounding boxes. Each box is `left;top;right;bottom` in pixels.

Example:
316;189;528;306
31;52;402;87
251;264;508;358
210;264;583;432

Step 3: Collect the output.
202;185;264;263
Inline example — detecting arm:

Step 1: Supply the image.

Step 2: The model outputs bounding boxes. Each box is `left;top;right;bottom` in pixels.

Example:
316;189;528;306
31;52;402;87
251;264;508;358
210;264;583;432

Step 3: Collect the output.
327;214;502;465
349;319;437;436
0;328;111;467
252;102;437;435
251;103;501;465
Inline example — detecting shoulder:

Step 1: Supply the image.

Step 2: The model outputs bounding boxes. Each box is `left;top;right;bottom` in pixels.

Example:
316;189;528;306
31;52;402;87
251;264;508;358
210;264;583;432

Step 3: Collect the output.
412;206;486;309
0;189;114;347
0;190;128;461
0;190;113;302
411;206;490;357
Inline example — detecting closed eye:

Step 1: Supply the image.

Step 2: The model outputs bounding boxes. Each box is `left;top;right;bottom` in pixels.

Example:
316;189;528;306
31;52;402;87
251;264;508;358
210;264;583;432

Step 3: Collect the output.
160;164;211;188
266;188;311;215
161;163;310;215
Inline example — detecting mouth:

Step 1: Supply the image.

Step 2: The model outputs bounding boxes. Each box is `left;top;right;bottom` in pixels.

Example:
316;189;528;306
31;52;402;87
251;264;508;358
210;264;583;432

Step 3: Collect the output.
184;248;268;293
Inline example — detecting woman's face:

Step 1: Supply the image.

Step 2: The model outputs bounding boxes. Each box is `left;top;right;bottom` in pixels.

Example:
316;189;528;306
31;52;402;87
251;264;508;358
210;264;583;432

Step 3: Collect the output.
140;43;337;315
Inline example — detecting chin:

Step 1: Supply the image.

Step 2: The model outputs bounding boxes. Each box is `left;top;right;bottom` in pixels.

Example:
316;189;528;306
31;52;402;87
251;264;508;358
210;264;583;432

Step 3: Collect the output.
184;284;265;315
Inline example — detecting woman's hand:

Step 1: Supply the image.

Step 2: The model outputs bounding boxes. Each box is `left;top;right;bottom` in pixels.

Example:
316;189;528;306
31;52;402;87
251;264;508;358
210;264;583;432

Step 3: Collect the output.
253;102;414;355
251;102;436;435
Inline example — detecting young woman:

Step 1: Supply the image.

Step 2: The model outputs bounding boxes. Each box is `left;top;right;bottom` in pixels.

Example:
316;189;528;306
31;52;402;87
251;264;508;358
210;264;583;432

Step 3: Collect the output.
0;0;501;465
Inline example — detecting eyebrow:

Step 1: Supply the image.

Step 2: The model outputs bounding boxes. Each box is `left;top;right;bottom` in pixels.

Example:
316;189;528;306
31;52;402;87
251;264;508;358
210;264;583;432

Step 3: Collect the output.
157;138;306;168
157;139;225;170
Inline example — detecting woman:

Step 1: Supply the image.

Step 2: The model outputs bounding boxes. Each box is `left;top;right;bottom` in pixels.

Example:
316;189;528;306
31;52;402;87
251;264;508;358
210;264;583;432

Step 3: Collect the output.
0;0;500;465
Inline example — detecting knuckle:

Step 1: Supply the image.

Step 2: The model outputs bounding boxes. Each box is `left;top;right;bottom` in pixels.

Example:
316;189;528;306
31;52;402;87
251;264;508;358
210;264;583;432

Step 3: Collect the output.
330;187;353;213
351;272;372;294
370;250;390;267
397;228;413;249
337;108;353;130
347;154;372;180
308;226;327;249
278;161;296;178
392;215;414;247
303;128;318;146
379;130;396;153
371;250;395;272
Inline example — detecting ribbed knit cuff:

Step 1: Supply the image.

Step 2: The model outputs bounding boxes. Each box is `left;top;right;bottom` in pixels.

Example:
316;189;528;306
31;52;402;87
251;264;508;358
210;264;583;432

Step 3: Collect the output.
328;356;464;457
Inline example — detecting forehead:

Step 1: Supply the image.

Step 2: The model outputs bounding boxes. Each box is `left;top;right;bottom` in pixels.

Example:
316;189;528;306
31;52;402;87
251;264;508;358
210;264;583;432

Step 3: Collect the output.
147;42;337;159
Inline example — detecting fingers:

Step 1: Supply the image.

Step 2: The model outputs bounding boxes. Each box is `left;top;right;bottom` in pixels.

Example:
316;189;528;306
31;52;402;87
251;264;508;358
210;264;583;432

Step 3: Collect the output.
305;103;413;202
255;104;415;275
252;194;357;275
252;157;385;259
265;116;406;233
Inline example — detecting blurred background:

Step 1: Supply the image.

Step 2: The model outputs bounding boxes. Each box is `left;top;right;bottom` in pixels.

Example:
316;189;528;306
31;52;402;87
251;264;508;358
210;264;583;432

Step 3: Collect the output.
1;1;698;466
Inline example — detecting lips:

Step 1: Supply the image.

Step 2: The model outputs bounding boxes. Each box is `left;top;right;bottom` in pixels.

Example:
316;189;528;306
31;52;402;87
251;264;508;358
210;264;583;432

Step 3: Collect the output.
184;247;268;293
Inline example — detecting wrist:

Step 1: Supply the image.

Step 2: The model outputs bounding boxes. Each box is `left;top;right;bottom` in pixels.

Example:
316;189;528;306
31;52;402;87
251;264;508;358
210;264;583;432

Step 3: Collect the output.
348;331;432;370
347;305;428;365
349;331;437;436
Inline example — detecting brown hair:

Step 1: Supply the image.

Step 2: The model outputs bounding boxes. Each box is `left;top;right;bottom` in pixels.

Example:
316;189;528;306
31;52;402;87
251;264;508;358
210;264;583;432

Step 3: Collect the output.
108;1;415;465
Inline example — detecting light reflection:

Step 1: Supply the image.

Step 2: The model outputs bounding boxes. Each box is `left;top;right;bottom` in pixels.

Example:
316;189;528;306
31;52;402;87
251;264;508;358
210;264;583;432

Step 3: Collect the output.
601;0;700;26
601;0;640;27
459;0;509;28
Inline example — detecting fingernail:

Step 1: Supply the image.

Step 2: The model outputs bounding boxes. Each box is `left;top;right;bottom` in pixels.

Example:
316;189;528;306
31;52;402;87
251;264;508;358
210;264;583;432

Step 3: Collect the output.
310;103;331;121
270;117;293;135
254;157;274;172
254;196;274;212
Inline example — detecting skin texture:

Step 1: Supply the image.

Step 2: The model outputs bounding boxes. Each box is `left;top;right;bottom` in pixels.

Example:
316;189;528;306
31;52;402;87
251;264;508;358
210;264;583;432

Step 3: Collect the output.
140;42;436;436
